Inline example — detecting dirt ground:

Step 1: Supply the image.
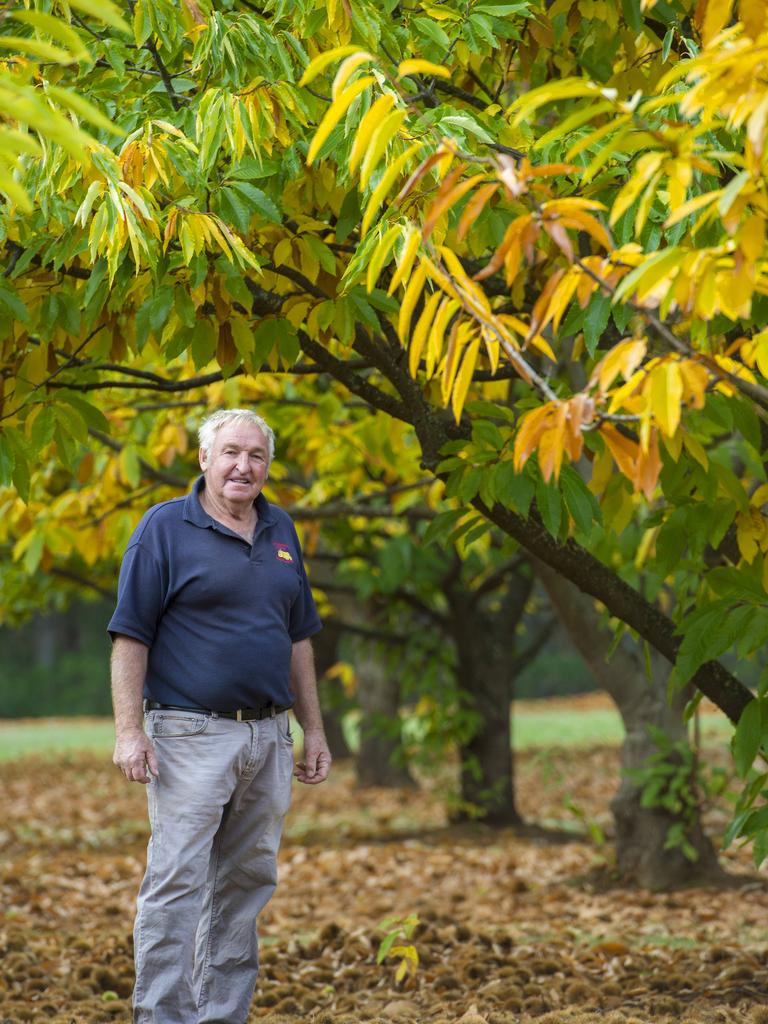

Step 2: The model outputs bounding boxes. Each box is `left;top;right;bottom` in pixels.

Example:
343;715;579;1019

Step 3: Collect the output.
1;709;767;1024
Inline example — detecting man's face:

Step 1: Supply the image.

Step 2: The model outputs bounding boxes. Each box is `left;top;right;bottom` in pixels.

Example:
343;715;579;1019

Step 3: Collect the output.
199;421;270;508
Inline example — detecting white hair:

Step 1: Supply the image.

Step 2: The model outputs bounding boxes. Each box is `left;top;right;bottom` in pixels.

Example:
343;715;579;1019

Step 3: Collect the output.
198;409;275;465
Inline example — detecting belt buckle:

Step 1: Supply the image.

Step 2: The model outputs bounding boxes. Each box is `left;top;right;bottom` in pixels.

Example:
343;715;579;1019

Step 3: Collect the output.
236;709;243;722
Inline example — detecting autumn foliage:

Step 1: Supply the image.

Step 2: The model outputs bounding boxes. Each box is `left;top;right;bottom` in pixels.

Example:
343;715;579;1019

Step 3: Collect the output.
4;0;768;858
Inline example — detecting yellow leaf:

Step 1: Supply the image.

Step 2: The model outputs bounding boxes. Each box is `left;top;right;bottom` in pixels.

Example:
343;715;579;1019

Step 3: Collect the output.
442;321;474;403
10;10;91;62
409;289;442;377
348;93;396;175
538;403;567;482
0;35;75;63
739;0;766;36
739;214;765;261
398;59;450;79
451;335;481;422
359;109;408;190
0;166;33;212
513;403;555;471
438;246;491;316
422;172;487;242
298;44;360;87
397;261;427;343
332;51;375;98
635;171;663;236
361;141;423;235
388;225;421;294
611;153;664;226
737;508;763;562
566;114;630;162
678;359;709;408
698;0;735;44
366;223;402;292
600;422;639;480
647;361;683;437
306;77;375;166
663;188;721;228
70;0;130;32
426;296;458;378
508;78;601;127
634;428;662;499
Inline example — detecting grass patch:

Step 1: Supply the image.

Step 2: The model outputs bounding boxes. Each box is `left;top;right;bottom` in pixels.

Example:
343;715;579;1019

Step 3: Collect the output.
513;708;624;749
0;717;115;761
0;704;732;762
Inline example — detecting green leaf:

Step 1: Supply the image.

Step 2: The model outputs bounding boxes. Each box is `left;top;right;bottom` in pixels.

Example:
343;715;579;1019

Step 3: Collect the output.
583;291;611;356
0;283;29;324
278;325;301;366
733;699;764;778
71;0;130;32
0;435;14;485
30;406;57;450
423;508;465;546
536;477;562;537
190;318;216;369
473;2;530;12
6;429;30;503
620;0;642;32
495;461;534;515
412;15;451;48
230;182;282;225
440;115;494;144
336;190;361;243
57;392;110;433
561;466;600;534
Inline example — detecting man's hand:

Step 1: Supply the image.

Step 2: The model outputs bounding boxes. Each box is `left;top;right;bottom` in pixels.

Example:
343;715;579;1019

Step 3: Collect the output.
294;728;331;785
113;729;159;784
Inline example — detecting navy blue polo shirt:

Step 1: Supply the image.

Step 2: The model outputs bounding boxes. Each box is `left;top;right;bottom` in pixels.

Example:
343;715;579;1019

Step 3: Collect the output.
107;476;321;711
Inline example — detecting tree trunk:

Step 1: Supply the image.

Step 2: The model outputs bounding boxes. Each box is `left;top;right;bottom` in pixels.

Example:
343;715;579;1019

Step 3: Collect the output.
312;620;352;761
354;643;416;788
449;568;532;827
536;560;725;890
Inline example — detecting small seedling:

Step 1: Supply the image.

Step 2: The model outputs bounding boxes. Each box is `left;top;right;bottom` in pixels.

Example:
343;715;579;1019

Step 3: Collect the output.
377;913;419;984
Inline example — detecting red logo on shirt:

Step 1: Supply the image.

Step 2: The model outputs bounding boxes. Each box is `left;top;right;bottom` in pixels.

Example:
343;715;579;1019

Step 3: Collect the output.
273;542;294;564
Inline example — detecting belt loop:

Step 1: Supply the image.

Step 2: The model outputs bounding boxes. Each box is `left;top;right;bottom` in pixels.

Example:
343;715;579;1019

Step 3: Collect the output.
236;709;243;722
270;705;276;718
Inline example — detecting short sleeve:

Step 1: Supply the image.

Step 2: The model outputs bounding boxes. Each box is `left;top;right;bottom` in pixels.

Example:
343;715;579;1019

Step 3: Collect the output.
287;524;321;643
107;543;168;646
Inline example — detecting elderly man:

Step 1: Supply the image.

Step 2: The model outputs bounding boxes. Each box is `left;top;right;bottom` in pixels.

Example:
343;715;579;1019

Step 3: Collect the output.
108;408;330;1024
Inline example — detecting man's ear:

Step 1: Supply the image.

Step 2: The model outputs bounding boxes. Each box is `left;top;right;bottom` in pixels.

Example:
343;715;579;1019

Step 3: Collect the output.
199;446;208;472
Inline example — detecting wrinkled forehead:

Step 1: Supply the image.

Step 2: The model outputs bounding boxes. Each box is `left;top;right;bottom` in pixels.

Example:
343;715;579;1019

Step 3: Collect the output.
208;422;269;453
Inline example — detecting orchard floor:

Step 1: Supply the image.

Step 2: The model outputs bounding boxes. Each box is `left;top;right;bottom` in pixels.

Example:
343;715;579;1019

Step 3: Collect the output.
1;700;768;1024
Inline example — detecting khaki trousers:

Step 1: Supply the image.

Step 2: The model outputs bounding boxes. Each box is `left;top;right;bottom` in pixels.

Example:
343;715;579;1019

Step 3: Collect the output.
132;708;293;1024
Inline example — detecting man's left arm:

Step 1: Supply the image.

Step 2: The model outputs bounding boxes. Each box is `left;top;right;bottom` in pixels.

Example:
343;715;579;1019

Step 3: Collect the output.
290;637;331;785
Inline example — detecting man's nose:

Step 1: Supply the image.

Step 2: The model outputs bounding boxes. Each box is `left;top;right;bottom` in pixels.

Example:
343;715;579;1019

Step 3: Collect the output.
236;452;250;472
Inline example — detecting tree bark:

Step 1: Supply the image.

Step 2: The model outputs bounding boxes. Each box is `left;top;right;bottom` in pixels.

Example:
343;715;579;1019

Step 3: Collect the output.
448;567;532;827
354;640;416;789
536;560;725;889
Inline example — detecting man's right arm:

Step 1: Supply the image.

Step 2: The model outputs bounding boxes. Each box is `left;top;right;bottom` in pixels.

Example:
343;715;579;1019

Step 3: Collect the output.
111;635;158;784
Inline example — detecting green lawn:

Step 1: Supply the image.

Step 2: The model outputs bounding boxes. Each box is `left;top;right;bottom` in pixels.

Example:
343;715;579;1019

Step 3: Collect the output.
0;705;732;762
0;718;116;761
